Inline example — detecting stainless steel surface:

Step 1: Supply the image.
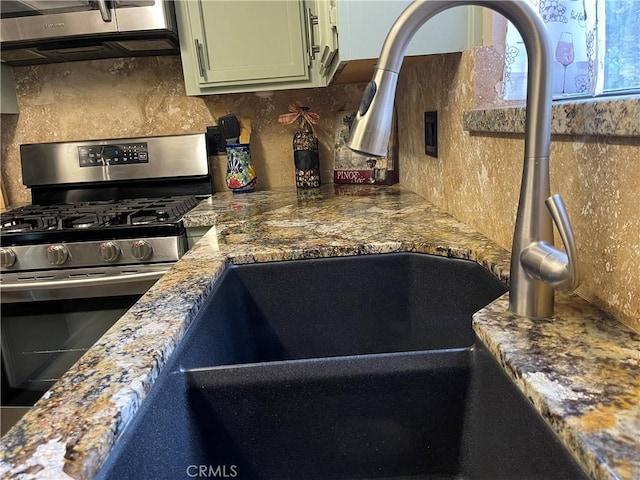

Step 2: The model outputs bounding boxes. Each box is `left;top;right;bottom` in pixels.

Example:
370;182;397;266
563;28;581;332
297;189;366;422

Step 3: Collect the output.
46;244;69;266
96;0;112;22
0;0;175;41
131;240;153;261
0;131;206;426
545;194;580;289
115;1;177;33
346;0;581;319
99;241;121;263
1;277;147;432
0;236;185;272
0;248;17;268
1;270;168;293
20;133;208;187
1;3;117;41
306;7;320;64
348;70;399;157
0;263;172;302
520;195;581;290
195;39;206;78
0;0;178;65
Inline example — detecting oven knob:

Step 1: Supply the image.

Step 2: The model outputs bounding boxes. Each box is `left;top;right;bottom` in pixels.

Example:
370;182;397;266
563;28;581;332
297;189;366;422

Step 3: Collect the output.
46;244;69;265
99;241;121;262
131;240;153;261
0;248;17;268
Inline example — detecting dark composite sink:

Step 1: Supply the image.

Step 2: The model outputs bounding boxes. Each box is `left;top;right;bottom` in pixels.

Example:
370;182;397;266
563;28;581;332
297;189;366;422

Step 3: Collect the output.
97;253;588;480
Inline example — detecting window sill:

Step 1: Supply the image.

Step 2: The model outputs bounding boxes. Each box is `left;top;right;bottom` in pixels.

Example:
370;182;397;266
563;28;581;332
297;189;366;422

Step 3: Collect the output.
463;96;640;138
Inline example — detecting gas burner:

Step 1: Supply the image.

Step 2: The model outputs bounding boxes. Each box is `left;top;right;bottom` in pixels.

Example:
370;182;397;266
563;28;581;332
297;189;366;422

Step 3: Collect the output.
1;221;37;234
129;210;169;225
0;195;201;247
60;214;102;229
1;215;58;234
156;210;170;222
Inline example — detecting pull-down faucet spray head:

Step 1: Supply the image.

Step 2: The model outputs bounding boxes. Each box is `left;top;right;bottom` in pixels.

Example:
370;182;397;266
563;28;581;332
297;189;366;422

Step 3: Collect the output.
347;70;399;158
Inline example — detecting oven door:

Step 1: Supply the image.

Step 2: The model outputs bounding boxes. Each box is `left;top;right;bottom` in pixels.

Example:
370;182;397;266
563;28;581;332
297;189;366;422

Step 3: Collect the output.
0;263;170;436
0;263;170;302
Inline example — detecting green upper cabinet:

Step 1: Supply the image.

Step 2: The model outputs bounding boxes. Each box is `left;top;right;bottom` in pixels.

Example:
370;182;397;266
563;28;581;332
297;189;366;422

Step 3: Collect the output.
324;1;482;82
175;0;481;95
176;0;331;95
1;64;19;114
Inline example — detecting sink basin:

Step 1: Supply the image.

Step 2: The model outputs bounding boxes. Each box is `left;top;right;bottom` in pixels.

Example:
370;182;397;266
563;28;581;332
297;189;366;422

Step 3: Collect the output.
97;253;587;480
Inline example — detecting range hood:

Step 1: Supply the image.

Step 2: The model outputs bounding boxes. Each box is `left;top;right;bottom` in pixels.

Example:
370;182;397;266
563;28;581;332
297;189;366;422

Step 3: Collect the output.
0;1;179;66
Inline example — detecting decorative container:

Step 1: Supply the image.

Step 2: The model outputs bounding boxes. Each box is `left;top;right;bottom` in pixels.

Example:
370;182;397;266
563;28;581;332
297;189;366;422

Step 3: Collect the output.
225;143;257;193
279;103;321;189
292;112;321;188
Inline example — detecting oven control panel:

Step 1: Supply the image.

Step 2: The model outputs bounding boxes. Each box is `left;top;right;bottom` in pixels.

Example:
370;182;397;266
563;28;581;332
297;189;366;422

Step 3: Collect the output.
78;142;149;167
21;134;208;187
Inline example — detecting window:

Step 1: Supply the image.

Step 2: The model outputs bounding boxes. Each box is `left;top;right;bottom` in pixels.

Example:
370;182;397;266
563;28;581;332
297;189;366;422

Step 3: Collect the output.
604;0;640;92
503;0;640;100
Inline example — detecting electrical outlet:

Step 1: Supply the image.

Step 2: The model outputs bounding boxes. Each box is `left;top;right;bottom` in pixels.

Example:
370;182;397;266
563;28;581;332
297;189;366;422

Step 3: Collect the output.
424;111;438;158
206;125;227;155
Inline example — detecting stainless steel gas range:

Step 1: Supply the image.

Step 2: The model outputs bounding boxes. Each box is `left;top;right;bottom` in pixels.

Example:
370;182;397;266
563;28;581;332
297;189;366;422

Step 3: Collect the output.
0;133;212;434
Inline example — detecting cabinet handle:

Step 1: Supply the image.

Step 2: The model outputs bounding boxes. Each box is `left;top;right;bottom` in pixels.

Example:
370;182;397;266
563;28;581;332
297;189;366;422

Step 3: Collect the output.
96;0;112;22
194;39;206;78
306;8;320;63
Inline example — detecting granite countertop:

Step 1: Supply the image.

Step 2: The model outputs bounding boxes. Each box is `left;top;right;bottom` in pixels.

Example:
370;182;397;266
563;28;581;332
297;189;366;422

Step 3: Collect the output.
1;185;638;480
463;96;640;137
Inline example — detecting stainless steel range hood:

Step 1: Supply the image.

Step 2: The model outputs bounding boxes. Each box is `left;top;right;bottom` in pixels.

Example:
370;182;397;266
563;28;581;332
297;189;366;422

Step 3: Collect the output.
0;1;179;66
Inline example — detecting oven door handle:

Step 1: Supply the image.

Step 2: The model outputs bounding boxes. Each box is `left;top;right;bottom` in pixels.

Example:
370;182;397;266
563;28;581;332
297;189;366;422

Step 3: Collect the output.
0;270;169;292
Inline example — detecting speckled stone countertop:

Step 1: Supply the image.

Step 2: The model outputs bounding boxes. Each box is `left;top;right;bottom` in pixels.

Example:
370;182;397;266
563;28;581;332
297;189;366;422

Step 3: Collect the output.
463;96;640;137
1;185;638;480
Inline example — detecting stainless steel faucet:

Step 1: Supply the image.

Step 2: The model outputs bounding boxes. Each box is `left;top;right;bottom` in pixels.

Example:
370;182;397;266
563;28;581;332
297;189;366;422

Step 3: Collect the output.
347;0;581;318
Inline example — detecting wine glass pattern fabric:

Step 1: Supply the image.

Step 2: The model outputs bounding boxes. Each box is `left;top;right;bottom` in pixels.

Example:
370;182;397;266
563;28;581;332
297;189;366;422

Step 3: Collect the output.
503;0;599;100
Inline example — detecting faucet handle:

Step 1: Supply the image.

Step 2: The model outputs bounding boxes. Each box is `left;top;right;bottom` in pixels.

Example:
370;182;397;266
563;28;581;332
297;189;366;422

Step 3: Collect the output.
520;194;582;292
545;194;581;291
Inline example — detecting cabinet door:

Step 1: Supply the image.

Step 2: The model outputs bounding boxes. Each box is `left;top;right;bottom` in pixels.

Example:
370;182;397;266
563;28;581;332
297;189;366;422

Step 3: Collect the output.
339;1;479;59
178;0;319;94
204;0;308;85
1;64;18;114
316;0;339;77
327;1;482;82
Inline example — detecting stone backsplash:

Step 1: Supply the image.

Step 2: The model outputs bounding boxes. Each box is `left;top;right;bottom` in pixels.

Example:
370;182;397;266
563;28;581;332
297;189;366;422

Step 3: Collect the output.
395;49;639;332
0;56;365;202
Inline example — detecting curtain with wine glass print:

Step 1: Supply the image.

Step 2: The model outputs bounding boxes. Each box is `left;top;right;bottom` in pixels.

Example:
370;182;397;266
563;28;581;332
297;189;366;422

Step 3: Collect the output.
503;0;603;100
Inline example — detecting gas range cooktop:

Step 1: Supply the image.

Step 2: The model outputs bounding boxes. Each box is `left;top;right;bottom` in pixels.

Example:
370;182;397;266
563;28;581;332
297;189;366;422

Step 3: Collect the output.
0;134;212;278
0;196;199;244
0;195;202;275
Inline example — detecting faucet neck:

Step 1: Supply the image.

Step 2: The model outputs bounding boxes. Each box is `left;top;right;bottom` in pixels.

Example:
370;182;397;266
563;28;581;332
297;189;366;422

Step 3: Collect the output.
377;0;553;161
349;0;564;318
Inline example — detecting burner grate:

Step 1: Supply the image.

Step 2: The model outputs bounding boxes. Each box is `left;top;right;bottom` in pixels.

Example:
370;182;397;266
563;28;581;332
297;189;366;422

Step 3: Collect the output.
1;215;58;234
0;196;200;240
59;214;106;229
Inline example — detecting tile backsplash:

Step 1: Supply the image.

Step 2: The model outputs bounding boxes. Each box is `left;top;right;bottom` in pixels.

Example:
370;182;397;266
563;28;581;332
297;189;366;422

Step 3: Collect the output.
1;52;638;331
395;49;640;332
0;56;365;201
